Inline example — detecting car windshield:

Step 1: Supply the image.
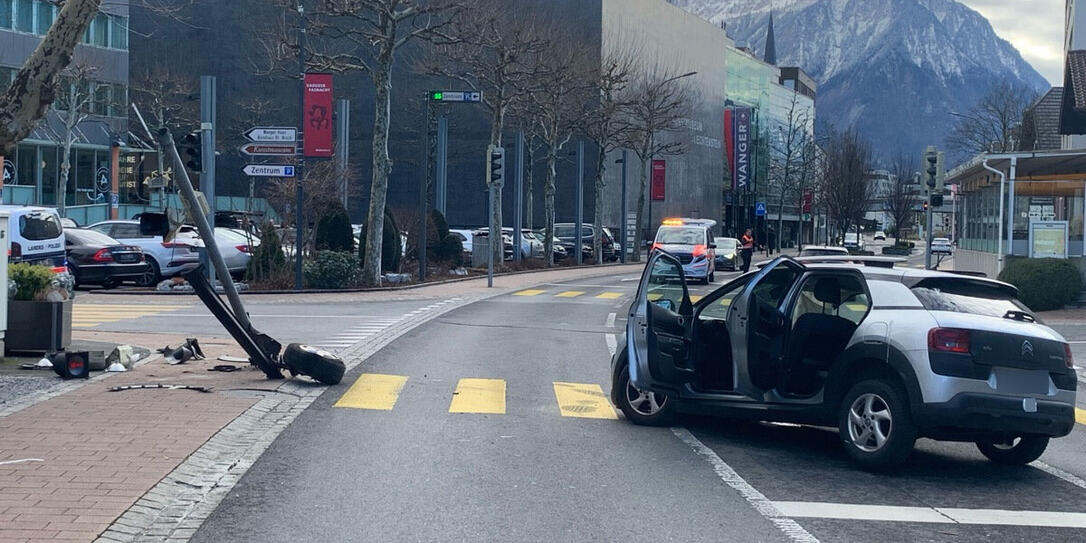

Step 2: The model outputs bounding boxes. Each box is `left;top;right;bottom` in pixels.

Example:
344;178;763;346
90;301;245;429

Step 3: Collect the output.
67;229;117;246
911;280;1032;318
656;227;703;245
19;212;62;241
553;225;577;238
800;248;848;256
715;238;738;251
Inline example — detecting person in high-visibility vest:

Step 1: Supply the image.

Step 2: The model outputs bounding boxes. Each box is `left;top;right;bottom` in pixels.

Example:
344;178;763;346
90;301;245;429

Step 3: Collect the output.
740;228;755;273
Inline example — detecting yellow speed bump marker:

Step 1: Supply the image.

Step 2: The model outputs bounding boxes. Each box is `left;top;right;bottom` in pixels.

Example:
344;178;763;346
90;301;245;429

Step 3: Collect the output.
1077;408;1086;426
449;378;506;414
335;373;408;410
555;291;585;298
514;289;546;296
596;292;623;300
553;382;618;419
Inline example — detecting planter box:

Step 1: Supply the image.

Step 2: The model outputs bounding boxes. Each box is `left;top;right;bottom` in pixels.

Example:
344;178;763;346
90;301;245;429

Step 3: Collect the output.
5;299;72;353
882;246;911;256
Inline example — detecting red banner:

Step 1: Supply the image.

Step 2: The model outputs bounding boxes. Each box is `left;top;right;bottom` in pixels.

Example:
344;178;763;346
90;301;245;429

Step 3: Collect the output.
723;109;734;189
303;73;334;158
802;190;813;213
651;160;666;201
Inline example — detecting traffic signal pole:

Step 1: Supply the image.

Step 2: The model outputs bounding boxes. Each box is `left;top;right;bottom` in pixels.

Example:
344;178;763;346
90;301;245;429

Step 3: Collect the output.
925;150;937;270
294;0;306;291
200;75;217;284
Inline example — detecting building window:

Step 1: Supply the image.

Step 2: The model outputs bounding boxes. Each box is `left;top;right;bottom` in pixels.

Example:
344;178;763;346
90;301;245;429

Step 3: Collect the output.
92;81;110;115
15;0;32;32
110;83;127;117
0;66;14;87
41;146;59;206
1;1;13;30
76;148;94;204
15;144;35;186
92;13;108;47
109;15;127;50
34;0;52;34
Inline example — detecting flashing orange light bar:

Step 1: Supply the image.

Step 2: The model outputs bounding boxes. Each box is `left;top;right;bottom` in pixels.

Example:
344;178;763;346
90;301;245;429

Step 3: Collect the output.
661;218;684;226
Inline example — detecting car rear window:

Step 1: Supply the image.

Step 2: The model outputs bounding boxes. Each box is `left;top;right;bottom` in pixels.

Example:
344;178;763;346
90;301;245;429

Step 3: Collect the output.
19;212;62;241
67;229;118;245
910;279;1032;318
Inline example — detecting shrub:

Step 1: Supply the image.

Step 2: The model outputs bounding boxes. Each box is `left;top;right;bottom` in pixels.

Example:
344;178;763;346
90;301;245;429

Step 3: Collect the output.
998;258;1083;311
246;222;287;282
304;250;362;289
315;205;355;253
10;263;56;301
358;210;401;274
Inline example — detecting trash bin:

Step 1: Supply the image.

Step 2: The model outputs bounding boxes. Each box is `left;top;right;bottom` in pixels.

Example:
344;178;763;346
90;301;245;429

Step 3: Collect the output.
472;231;489;268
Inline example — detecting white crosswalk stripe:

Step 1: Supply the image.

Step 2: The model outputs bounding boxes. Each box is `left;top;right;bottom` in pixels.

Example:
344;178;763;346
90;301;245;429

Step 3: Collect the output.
314;298;463;351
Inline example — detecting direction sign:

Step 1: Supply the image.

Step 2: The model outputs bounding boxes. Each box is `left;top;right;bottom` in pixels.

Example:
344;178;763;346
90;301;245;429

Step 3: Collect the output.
430;91;482;103
240;143;297;156
244;127;298;143
243;164;295;177
755;202;767;216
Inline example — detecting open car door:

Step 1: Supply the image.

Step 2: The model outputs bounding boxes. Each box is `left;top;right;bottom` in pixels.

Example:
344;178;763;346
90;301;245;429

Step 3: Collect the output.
727;257;805;398
628;251;694;394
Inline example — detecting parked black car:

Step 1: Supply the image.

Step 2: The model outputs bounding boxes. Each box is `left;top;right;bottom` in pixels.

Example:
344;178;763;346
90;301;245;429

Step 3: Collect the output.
554;223;617;262
65;228;150;288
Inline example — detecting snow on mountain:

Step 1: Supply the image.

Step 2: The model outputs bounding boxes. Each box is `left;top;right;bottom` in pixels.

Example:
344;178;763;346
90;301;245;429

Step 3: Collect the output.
671;0;1050;161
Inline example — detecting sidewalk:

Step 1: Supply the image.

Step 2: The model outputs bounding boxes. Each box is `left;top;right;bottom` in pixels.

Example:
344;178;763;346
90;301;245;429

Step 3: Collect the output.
0;262;645;543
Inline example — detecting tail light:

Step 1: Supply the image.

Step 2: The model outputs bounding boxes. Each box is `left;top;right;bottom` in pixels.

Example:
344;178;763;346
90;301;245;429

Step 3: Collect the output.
51;266;67;274
1066;343;1075;369
692;244;708;258
10;242;21;258
91;249;114;263
236;245;253;254
928;328;971;354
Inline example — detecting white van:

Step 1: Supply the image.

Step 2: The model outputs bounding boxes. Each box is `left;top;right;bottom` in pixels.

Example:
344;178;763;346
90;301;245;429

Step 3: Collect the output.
0;206;67;267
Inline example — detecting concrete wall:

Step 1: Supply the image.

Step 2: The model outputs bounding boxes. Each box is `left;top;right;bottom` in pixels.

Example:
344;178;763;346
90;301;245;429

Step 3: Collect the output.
954;248;1001;278
599;0;731;241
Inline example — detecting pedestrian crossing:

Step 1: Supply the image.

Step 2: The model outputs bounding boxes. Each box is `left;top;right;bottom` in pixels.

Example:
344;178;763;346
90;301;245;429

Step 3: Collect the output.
335;374;619;420
72;304;189;328
511;288;629;301
313;297;464;351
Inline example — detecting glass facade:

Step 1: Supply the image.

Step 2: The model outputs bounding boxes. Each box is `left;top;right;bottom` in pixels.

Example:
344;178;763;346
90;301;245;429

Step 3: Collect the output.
14;0;31;32
0;1;11;29
960;178;1086;258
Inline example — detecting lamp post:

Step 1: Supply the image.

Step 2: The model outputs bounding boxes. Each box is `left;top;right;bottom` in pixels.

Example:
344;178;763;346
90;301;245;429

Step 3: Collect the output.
646;71;697;249
616;151;628;263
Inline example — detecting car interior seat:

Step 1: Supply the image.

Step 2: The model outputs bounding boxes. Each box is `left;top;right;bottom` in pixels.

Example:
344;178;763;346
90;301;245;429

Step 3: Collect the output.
782;277;859;395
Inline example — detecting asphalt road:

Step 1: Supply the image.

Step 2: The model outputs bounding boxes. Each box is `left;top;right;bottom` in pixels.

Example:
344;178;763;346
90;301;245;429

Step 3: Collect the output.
187;261;1086;542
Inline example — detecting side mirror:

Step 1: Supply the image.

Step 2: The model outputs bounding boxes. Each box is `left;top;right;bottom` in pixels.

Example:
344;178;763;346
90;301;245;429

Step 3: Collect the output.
709;243;717;249
655;298;676;312
139;213;170;236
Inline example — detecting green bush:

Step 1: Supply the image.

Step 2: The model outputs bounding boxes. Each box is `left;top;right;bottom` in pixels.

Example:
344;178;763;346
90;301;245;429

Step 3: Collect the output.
998;258;1083;311
358;210;401;274
246;222;287;282
304;250;362;289
10;263;56;301
315;205;355;253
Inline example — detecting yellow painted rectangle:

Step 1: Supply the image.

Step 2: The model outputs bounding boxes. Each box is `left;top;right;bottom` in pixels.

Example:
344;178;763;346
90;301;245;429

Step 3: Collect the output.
1077;408;1086;426
449;378;506;414
553;382;618;419
690;295;704;303
555;291;585;298
335;373;408;410
647;293;663;301
514;289;546;296
596;292;623;300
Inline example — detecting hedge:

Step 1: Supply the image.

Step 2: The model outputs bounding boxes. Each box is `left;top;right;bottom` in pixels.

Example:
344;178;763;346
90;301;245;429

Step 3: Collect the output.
998;258;1083;311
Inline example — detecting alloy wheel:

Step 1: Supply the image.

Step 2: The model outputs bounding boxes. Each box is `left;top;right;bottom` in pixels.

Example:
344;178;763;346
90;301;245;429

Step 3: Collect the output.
625;380;667;415
847;392;892;452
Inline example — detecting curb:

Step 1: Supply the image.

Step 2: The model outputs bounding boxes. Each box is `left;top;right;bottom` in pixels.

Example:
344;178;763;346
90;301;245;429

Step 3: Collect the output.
89;262;643;296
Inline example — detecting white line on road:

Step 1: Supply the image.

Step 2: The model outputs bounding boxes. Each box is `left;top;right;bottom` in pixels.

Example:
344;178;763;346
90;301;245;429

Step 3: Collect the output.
606;312;616;328
773;501;1086;528
0;458;44;466
1032;461;1086;492
605;334;617;357
671;428;819;543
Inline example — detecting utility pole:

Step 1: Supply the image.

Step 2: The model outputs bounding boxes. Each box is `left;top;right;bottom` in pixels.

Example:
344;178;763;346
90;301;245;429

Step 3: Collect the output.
576;140;584;266
513;131;524;262
619;150;628;264
200;75;217;285
436;116;448;216
334;98;350;209
418;94;430;282
294;0;307;291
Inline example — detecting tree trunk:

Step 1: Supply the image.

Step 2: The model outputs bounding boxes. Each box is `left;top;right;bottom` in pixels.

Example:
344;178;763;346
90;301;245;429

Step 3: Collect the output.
593;157;606;265
361;50;395;286
543;147;558;267
776;188;785;254
0;0;100;155
632;153;649;263
59;150;71;216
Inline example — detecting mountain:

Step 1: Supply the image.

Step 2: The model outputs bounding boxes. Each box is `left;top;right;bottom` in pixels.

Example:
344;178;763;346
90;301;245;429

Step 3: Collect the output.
672;0;1051;163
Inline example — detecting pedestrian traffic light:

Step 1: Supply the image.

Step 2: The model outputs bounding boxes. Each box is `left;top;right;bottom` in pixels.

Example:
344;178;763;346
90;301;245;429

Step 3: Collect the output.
487;145;505;187
931;194;944;207
182;131;202;172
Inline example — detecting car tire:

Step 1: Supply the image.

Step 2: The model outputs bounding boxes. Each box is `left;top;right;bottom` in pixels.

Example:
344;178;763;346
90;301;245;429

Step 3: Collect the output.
282;343;346;385
67;265;81;288
101;279;118;290
976;435;1049;465
137;258;161;287
838;379;917;470
614;366;675;426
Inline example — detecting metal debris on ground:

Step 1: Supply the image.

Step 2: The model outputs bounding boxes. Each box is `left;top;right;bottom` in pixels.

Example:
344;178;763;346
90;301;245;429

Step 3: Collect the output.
109;384;213;393
208;365;242;372
159;338;207;365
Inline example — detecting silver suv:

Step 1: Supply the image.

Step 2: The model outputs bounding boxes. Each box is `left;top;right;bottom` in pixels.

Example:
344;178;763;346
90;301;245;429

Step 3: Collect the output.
611;253;1077;470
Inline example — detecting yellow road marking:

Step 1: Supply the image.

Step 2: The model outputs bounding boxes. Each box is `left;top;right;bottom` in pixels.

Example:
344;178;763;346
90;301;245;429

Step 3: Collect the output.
449;378;506;414
555;291;585;298
514;289;546;296
647;293;663;301
335;373;408;410
596;292;623;300
719;298;732;306
1077;408;1086;425
844;304;869;311
690;295;704;303
72;305;187;328
553;382;618;419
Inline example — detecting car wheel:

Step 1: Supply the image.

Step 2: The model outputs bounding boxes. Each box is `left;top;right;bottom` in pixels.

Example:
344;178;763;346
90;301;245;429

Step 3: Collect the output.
101;279;118;290
614;366;675;426
136;258;161;287
838;379;916;470
976;435;1049;465
282;343;346;385
67;264;81;288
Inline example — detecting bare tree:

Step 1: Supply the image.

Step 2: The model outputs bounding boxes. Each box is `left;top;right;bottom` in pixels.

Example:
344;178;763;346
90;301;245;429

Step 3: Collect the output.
263;0;466;285
884;152;921;243
767;91;813;252
41;64;96;216
947;80;1036;157
580;46;637;264
0;0;101;159
425;0;550;267
821;127;875;240
623;65;694;262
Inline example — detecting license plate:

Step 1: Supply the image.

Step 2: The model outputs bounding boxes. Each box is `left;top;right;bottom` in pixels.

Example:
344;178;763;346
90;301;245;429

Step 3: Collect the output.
993;367;1049;395
115;254;139;263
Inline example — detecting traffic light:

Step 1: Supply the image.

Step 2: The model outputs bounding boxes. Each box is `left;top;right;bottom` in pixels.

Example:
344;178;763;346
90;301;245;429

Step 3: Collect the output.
924;146;938;190
923;201;929;211
487;145;505;187
182;131;202;172
931;194;944;207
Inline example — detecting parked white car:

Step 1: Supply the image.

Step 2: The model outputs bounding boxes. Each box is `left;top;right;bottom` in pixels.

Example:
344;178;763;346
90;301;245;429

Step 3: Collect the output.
88;220;203;286
215;228;261;278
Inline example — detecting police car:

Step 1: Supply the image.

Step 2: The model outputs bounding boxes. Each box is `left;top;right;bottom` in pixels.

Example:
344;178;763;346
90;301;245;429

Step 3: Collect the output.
1;205;67;267
651;218;717;284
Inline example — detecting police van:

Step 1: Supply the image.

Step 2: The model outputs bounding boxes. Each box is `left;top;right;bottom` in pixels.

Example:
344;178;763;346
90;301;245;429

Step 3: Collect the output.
1;206;67;267
651;218;718;284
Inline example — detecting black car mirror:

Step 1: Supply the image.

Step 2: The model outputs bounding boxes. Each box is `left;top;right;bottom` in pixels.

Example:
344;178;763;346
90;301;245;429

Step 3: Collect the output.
139;213;170;236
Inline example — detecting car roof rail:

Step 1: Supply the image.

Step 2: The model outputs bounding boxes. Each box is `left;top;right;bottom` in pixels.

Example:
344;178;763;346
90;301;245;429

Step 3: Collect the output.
782;255;907;268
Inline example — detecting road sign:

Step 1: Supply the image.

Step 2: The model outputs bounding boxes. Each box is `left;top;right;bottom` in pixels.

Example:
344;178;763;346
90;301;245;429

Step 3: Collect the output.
755;202;767;216
430;91;482;103
240;143;297;156
3;158;16;184
243;164;295;177
244;127;298;143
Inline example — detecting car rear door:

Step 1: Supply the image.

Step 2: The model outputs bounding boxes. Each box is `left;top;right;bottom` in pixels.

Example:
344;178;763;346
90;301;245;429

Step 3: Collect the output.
727;258;805;397
627;251;694;393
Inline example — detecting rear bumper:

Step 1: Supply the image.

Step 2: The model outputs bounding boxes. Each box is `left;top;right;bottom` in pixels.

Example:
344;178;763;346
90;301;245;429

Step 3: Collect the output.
682;259;710;278
914;393;1076;439
74;262;150;283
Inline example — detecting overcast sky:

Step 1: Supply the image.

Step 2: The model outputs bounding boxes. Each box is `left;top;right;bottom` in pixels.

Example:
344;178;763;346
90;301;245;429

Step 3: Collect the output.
960;0;1063;84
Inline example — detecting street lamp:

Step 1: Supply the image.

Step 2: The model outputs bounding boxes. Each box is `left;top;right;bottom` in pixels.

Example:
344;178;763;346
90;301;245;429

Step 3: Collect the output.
646;71;697;247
